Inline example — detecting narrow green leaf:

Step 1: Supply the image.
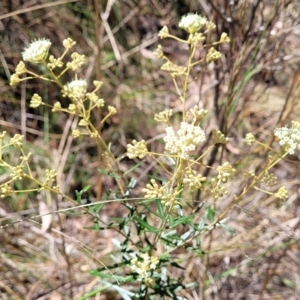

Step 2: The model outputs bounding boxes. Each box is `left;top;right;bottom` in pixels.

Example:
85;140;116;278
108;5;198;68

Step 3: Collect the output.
207;205;215;222
282;278;296;289
187;247;204;256
171;215;194;228
95;203;105;214
168;214;175;227
64;210;85;216
133;216;160;233
124;161;143;176
75;186;90;205
82;185;91;192
156;199;165;219
140;200;162;218
78;285;110;300
75;190;82;205
219;222;236;235
160;237;177;247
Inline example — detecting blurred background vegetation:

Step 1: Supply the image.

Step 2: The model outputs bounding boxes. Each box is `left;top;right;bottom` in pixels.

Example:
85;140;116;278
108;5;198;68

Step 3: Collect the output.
1;0;300;299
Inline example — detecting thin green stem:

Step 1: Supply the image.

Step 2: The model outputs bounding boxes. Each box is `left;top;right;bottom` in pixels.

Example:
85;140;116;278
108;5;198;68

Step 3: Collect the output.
182;46;196;119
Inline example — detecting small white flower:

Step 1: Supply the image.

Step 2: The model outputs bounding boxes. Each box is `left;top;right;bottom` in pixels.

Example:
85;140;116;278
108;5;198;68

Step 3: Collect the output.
30;93;43;108
78;119;88;126
10;134;24;147
63;37;76;49
108;106;117;115
158;26;169;39
274;122;300;154
130;253;159;282
164;122;206;159
127;140;148;159
22;39;51;63
67;52;85;71
93;80;103;89
245;133;255;145
179;13;207;34
154;109;173;123
206;47;222;63
62;79;87;100
15;61;26;75
220;32;230;43
72;129;81;138
52;102;62;112
274;186;288;200
10;74;21;86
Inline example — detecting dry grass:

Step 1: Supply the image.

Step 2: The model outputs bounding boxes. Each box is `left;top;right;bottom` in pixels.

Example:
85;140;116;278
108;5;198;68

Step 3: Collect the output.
1;0;300;299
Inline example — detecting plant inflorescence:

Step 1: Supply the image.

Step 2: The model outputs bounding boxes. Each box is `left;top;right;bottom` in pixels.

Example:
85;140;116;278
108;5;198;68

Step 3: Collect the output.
1;12;298;299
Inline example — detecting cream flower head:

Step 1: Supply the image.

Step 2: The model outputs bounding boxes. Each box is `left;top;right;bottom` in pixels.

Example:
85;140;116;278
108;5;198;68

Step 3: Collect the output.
164;122;206;159
62;79;87;101
274;121;300;154
22;39;51;63
179;13;207;34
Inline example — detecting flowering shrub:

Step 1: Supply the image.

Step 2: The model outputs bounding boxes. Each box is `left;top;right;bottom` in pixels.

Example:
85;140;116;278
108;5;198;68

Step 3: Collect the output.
1;13;296;299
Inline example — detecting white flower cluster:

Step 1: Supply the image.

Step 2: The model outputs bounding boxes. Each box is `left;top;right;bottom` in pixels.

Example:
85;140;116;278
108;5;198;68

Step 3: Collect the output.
274;186;288;200
179;13;207;34
62;79;87;101
10;134;24;148
274;121;300;154
164;122;205;159
127;140;148;159
1;183;12;198
30;94;43;108
131;253;159;286
22;39;51;63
